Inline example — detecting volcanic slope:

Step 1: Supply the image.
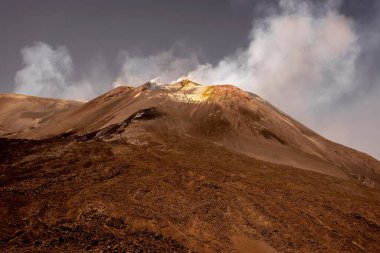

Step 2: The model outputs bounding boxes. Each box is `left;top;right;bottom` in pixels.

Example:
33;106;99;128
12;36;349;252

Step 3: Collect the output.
1;80;379;186
0;93;83;137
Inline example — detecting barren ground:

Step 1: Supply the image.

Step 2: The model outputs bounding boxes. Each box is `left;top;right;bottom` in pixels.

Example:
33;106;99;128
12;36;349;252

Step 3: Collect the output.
0;135;379;252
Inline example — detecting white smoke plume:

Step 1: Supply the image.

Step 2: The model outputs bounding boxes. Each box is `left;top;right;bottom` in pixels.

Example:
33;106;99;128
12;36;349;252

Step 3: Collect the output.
188;1;358;113
14;42;96;100
115;47;200;86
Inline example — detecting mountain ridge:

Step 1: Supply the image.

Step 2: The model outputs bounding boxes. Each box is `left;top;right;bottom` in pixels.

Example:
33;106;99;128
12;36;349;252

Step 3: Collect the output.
1;80;379;187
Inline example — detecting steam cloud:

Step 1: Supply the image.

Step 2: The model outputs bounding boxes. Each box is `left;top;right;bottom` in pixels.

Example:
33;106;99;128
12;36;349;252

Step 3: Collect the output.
115;48;200;86
13;0;380;158
14;42;100;100
188;1;359;114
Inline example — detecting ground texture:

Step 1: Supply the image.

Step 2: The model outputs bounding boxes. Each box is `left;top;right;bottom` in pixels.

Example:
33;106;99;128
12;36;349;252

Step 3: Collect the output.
0;136;379;252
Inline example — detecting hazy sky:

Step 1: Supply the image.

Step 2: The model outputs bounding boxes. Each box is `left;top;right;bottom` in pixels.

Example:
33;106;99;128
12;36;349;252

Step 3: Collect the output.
1;0;380;159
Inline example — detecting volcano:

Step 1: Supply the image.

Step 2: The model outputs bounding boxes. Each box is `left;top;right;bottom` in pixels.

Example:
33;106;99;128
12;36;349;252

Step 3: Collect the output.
0;80;379;252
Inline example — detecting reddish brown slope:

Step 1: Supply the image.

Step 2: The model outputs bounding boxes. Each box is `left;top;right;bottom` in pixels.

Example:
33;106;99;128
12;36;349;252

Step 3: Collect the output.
0;136;379;252
1;80;379;186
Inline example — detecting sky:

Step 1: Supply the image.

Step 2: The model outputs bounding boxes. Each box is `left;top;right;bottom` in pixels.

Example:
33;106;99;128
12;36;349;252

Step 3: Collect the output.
0;0;379;159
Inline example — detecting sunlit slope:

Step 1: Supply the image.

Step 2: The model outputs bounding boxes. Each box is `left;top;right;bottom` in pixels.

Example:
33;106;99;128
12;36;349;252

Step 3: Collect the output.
1;80;379;186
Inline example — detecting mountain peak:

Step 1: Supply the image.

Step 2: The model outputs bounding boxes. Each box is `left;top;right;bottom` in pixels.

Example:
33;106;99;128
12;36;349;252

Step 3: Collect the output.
1;82;379;188
174;79;201;87
141;81;161;91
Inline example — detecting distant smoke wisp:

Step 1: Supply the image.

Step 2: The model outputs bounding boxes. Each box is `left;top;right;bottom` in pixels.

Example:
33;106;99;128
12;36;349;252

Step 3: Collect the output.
14;42;97;100
115;47;200;87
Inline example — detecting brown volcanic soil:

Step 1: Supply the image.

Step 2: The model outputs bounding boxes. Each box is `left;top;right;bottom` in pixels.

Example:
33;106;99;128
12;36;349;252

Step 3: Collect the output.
1;135;379;252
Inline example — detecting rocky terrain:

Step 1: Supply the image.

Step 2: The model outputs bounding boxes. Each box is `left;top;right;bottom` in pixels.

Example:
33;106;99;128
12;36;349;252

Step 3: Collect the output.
0;80;379;252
